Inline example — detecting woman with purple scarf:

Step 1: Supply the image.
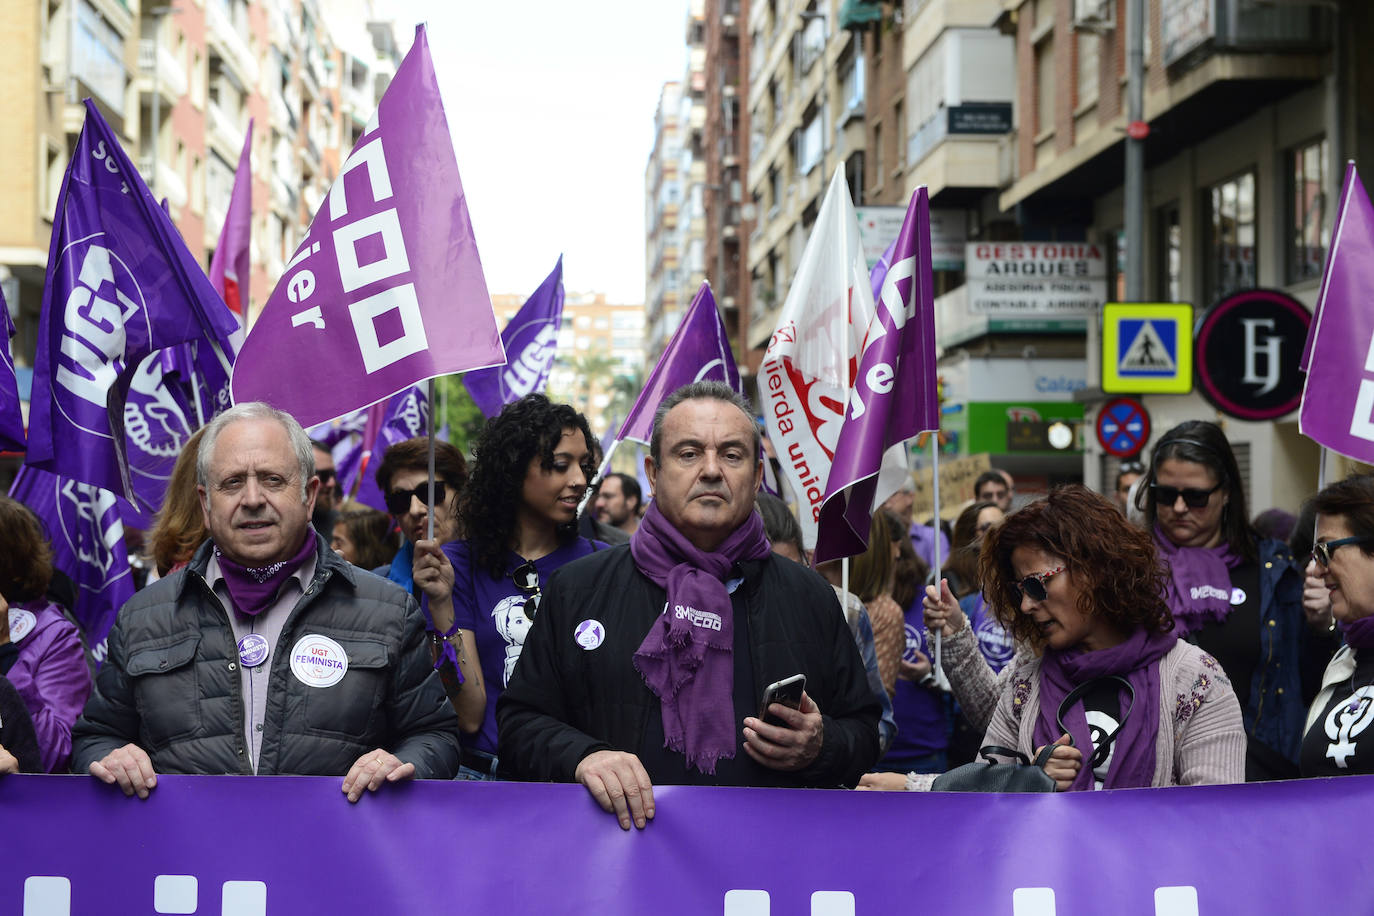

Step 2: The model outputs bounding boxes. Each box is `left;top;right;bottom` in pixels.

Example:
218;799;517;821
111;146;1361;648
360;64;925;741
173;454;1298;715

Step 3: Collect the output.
1301;476;1374;776
979;485;1244;790
0;495;92;773
1137;421;1334;780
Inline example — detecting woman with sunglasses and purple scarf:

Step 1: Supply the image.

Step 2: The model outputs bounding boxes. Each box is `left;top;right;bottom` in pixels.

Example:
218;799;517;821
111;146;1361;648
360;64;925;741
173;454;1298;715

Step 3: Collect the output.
1137;421;1335;780
980;485;1244;790
1300;476;1374;777
438;395;604;779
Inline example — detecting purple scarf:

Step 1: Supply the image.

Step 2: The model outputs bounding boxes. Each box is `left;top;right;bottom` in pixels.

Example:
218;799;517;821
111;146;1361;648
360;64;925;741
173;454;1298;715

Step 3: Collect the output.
1034;626;1179;791
1153;526;1242;636
215;530;318;617
1340;616;1374;649
630;502;772;774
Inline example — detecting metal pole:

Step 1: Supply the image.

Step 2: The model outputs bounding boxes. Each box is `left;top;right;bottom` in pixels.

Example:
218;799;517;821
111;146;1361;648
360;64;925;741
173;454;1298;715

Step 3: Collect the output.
426;378;436;541
1124;0;1145;302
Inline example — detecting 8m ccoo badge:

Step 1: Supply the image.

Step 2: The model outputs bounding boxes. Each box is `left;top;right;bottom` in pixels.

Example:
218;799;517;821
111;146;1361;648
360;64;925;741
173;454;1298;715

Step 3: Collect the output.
1196;289;1312;421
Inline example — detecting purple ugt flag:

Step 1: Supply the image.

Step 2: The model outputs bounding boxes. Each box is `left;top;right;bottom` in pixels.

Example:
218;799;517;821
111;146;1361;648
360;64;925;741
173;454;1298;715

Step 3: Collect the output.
463;256;564;418
9;465;135;663
615;282;741;446
350;385;430;512
231;25;504;428
25;100;239;514
1299;163;1374;462
0;288;25;451
814;187;938;564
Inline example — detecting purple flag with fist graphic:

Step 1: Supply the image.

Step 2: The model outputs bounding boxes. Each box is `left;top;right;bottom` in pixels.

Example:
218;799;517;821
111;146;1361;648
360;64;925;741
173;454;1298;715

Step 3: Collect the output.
813;187;938;564
463;255;564;418
231;25;504;427
24;100;239;515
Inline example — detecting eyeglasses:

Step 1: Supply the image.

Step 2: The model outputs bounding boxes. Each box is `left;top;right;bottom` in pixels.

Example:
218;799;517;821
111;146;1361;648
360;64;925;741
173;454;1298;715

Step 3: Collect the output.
511;560;541;619
1150;482;1223;509
1011;566;1066;602
1311;536;1374;567
384;481;447;516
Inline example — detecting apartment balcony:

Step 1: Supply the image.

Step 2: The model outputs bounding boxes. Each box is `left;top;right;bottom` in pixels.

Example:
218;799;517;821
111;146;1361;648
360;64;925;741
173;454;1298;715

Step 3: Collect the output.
138;39;187;101
271;172;295;214
70;4;128;120
343;81;373;120
205;0;259;90
207;100;246;160
138;154;187;210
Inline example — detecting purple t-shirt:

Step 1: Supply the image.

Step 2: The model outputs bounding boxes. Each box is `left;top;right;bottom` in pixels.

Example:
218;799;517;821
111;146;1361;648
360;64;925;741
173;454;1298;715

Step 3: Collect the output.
442;537;602;755
6;601;92;773
960;593;1015;674
884;601;949;765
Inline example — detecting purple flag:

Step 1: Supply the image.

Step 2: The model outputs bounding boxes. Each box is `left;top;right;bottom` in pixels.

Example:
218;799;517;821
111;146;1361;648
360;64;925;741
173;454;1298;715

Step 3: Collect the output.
24;100;239;515
0;288;24;451
9;465;135;662
1299;164;1374;461
814;188;938;564
208;118;253;330
463;256;564;418
230;26;504;429
349;385;430;512
869;237;897;305
615;282;740;446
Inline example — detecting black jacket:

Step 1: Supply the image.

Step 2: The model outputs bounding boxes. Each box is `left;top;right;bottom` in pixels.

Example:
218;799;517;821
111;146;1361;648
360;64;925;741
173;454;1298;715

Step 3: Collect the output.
71;536;460;778
0;675;41;773
497;545;880;787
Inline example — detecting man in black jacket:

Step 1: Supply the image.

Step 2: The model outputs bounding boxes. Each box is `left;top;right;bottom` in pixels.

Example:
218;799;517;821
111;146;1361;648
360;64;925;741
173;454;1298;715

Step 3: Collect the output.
498;382;879;829
72;402;460;800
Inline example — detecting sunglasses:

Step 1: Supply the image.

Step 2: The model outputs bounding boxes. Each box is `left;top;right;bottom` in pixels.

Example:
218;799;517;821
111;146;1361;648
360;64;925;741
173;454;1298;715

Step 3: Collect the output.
1150;482;1222;509
384;481;447;516
1011;566;1066;602
1311;536;1374;567
511;560;541;619
316;469;337;486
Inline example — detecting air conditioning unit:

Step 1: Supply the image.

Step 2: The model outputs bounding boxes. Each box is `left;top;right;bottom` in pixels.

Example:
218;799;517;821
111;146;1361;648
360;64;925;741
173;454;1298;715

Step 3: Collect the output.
1073;0;1115;33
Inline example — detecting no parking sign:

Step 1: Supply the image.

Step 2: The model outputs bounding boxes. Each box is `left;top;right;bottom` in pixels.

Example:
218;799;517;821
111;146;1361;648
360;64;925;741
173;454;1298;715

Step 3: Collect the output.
1096;397;1150;458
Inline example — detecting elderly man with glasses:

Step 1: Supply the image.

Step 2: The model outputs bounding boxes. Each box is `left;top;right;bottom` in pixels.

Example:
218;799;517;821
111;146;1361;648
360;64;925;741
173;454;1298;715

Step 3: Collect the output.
72;403;461;800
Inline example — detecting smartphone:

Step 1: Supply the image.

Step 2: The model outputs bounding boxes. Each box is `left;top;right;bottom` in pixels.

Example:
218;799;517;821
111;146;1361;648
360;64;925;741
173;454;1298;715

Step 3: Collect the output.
759;674;806;727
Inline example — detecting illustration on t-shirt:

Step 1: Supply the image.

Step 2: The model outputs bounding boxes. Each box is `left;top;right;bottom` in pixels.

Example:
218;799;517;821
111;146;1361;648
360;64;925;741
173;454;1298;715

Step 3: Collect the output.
491;594;534;685
1086;710;1119;790
1325;686;1374;768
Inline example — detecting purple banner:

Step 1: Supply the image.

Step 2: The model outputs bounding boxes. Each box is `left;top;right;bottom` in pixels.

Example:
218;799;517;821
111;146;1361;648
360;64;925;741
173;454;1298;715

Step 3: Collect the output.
230;26;503;428
814;188;938;564
0;774;1358;913
8;465;135;662
464;256;564;418
616;282;740;446
0;286;25;451
1299;164;1374;462
25;100;238;512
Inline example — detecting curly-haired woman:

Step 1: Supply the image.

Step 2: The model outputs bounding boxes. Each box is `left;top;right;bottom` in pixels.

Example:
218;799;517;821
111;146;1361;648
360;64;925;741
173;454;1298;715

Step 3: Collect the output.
978;485;1244;790
0;495;93;772
436;394;603;777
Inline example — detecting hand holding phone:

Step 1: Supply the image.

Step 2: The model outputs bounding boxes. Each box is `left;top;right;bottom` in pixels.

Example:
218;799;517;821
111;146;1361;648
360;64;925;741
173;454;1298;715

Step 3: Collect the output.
759;674;806;727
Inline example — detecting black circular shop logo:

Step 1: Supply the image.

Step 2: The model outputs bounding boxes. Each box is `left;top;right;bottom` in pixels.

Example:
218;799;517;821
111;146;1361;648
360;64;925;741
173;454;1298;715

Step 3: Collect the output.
1195;289;1312;421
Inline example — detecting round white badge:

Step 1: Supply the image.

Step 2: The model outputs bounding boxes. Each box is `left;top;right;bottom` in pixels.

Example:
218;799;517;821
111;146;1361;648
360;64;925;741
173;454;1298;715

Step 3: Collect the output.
289;634;349;688
1230;586;1248;606
7;609;37;643
573;619;605;651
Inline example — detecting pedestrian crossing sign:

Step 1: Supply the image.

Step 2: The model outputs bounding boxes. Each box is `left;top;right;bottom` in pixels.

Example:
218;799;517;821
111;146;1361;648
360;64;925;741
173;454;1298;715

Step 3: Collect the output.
1102;302;1193;394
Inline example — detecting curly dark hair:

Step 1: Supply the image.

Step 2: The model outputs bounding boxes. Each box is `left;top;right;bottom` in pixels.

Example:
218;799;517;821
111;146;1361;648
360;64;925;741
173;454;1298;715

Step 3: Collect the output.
979;484;1173;650
459;394;596;579
0;495;55;602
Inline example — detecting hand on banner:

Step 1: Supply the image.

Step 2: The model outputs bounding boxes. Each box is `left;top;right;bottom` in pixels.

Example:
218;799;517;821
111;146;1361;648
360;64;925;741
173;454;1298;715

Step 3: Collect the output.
857;771;909;791
1036;734;1081;792
922;578;966;637
574;750;656;831
341;749;415;803
89;743;159;799
742;691;824;772
1302;560;1334;631
0;744;17;776
412;539;456;631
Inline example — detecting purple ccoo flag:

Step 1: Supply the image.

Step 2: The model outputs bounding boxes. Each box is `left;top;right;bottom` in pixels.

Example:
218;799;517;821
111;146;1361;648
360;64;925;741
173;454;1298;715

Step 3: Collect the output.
1300;164;1374;462
231;25;504;428
25;100;239;515
463;256;564;418
9;465;136;663
615;282;740;446
813;187;938;564
0;287;25;451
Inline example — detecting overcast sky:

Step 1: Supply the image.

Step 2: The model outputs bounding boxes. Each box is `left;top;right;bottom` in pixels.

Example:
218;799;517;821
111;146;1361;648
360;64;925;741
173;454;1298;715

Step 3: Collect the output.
387;2;691;303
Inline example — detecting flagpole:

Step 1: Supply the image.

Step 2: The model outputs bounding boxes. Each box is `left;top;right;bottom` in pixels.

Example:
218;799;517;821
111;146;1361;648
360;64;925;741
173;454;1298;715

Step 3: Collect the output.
426;378;436;541
931;436;946;689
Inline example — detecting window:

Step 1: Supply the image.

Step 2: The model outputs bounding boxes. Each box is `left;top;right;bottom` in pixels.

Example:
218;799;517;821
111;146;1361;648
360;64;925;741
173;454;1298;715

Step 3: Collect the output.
840;48;864;118
1288;137;1329;284
798;109;824;175
1076;33;1099;109
873;123;884;186
1205;171;1257;303
894;101;905;169
1156;203;1181;303
1035;37;1055;136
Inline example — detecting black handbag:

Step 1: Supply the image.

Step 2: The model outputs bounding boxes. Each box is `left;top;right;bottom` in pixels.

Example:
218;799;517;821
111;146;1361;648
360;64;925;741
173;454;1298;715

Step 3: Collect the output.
930;675;1135;793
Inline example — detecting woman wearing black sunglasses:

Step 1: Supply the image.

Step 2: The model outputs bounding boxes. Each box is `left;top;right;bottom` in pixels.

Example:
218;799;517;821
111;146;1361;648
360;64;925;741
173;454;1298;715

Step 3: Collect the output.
438;395;604;779
978;485;1244;790
1300;476;1374;777
1137;420;1334;780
